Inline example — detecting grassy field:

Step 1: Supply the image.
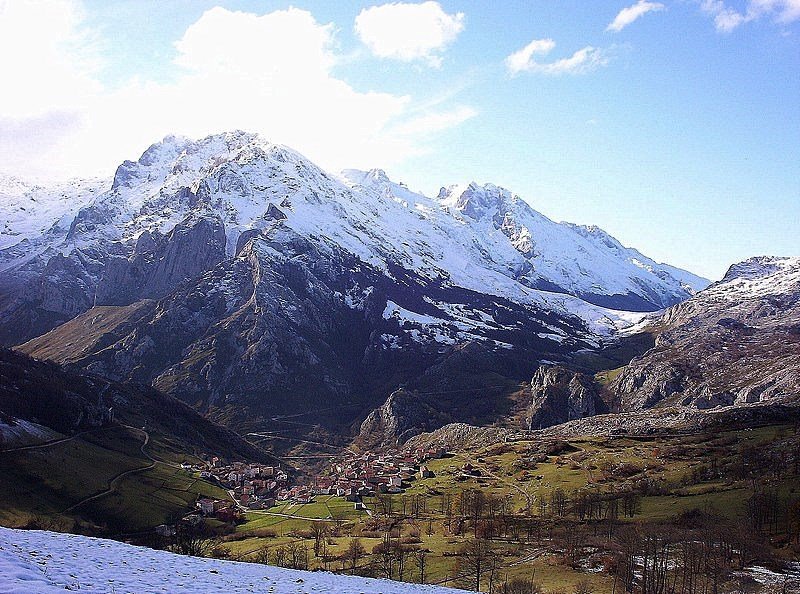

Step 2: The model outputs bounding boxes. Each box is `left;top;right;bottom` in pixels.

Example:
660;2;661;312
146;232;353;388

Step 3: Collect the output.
0;424;227;533
211;424;800;593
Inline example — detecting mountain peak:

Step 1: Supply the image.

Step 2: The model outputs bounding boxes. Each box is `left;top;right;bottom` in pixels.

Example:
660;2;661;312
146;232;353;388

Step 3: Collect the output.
720;255;799;284
436;182;518;219
340;167;393;187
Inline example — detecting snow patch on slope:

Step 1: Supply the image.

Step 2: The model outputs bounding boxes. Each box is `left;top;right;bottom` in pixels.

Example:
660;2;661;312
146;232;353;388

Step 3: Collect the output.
0;418;61;448
0;528;464;594
704;256;800;301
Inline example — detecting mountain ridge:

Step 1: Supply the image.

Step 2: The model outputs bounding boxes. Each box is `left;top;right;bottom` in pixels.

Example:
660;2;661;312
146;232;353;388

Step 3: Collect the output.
0;130;708;346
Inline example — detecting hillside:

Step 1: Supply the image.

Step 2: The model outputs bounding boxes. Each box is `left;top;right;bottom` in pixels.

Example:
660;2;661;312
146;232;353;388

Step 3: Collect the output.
109;422;799;593
0;349;273;532
516;256;800;430
608;256;800;411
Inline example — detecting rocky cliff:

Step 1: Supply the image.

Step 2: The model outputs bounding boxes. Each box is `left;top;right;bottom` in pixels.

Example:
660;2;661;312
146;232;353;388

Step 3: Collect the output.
609;256;800;411
526;365;607;429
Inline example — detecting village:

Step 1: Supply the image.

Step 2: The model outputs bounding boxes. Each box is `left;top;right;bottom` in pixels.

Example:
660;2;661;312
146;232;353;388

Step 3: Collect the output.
186;445;452;524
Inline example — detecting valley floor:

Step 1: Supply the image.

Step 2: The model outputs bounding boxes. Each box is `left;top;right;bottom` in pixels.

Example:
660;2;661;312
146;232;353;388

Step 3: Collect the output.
0;527;464;594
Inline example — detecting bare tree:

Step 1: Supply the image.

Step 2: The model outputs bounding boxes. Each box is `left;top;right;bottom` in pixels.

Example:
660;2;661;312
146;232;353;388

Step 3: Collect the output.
550;488;568;517
573;579;593;594
170;521;216;557
377;493;395;517
310;521;330;557
457;537;495;591
413;548;429;584
274;545;287;567
499;574;542;594
286;541;309;570
254;544;270;564
345;537;366;573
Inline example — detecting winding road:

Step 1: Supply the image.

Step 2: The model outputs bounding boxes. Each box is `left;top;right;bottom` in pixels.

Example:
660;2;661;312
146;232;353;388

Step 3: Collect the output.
62;425;155;513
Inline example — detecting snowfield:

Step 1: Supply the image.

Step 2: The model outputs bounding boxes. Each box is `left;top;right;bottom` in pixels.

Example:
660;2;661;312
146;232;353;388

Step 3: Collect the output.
0;528;464;594
0;175;106;251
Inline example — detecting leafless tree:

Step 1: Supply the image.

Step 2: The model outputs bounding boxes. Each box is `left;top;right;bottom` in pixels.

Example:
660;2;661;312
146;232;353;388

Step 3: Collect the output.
310;521;330;557
413;548;429;584
170;521;216;557
573;579;593;594
499;576;542;594
286;541;308;570
344;537;366;573
456;537;495;591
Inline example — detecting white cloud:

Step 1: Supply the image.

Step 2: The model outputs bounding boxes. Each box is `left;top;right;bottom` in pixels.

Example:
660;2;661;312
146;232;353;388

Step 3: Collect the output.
0;3;475;181
0;0;101;118
506;39;610;76
606;0;665;32
388;105;477;137
700;0;800;31
354;1;464;67
505;39;556;75
701;0;750;30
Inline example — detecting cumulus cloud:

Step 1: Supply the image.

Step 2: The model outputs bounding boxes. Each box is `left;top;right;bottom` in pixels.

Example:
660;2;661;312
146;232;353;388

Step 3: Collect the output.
506;39;610;76
606;0;665;32
700;0;800;31
0;2;475;181
354;1;464;66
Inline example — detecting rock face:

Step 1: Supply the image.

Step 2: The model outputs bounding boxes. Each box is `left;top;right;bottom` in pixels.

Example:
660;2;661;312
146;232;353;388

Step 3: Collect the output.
357;390;451;448
0;215;225;345
527;365;607;429
609;256;800;411
20;228;592;441
95;215;227;305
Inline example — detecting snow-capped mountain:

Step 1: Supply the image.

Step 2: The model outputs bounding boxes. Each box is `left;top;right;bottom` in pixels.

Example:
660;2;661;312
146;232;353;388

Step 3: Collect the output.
0;131;705;343
609;256;800;410
3;131;709;443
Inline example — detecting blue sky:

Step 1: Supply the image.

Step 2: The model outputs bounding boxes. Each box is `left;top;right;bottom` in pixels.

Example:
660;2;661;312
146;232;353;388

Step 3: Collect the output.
0;0;798;280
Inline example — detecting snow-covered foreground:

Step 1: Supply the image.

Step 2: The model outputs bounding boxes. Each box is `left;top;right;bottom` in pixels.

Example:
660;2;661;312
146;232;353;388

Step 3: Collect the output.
0;528;464;594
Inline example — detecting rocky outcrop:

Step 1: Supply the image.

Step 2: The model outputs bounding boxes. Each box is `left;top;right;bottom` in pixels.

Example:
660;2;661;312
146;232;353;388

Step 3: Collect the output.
527;365;607;429
404;422;513;452
0;243;116;346
537;401;800;439
609;256;800;412
357;389;451;448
